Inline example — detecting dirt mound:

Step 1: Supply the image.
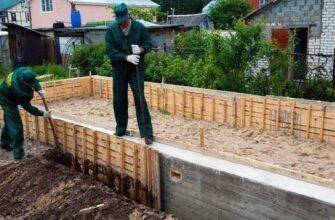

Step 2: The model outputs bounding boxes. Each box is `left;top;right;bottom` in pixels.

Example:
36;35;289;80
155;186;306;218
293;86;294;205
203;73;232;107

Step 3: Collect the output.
0;150;173;220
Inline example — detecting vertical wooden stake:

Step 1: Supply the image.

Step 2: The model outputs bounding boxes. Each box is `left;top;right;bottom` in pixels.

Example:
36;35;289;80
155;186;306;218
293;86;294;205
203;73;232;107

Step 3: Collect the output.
290;101;295;135
120;139;125;194
306;104;312;139
320;106;326;142
53;80;56;101
164;88;168;111
212;97;216;122
73;125;78;169
72;79;75;97
62;121;67;153
233;98;237;127
223;100;227;123
143;146;148;206
249;97;253;127
173;91;176;115
24;112;30;139
182;90;186;117
93;131;98;178
199;127;205;148
82;127;88;174
241;98;246;127
147;148;153;207
106;80;110;100
35;116;39;142
43;117;49;144
262;98;267;130
133;145;139;201
200;93;204;120
149;85;152;108
275;100;280;131
105;134;111;167
100;78;103;98
156;87;160;110
191;93;194;118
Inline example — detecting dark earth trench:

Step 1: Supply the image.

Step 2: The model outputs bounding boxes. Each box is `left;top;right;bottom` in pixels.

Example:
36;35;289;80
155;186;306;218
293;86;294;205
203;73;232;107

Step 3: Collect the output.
0;144;173;220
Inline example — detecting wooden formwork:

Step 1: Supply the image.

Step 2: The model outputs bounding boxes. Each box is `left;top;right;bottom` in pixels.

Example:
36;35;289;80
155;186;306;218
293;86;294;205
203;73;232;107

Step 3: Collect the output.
0;76;161;210
92;75;335;144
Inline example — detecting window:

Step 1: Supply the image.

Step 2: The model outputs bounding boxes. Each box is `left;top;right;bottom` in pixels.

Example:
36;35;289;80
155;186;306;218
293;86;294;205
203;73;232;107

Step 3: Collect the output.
10;12;16;22
41;0;53;12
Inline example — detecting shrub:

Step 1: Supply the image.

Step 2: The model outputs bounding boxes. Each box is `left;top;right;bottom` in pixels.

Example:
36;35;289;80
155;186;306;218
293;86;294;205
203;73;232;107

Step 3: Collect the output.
69;43;106;76
209;0;251;29
0;60;11;78
30;64;69;80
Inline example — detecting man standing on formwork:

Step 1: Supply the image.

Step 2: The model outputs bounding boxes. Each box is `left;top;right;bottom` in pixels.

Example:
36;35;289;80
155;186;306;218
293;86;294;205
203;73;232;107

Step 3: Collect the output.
0;67;51;159
105;3;154;145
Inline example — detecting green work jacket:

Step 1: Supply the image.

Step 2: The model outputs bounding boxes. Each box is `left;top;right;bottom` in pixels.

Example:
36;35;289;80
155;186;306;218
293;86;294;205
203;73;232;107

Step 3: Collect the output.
0;67;44;116
105;19;151;73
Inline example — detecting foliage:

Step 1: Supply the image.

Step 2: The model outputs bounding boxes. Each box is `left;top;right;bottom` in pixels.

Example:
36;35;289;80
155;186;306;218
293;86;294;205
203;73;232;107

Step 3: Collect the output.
209;0;251;29
69;43;107;76
128;7;165;22
152;0;212;15
30;64;69;80
95;55;112;77
85;20;113;27
0;60;11;78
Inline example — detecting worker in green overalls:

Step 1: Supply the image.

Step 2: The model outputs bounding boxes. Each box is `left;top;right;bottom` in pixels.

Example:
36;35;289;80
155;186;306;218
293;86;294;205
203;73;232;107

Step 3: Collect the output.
0;67;50;159
105;3;153;145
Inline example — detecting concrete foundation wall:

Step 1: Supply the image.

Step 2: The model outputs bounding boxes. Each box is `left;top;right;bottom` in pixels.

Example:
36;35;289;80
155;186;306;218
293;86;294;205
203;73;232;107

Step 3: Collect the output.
160;156;335;220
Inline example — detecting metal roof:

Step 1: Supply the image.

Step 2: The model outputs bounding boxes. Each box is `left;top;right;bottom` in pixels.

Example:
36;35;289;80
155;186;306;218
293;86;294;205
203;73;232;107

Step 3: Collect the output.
0;0;22;10
243;0;281;20
69;0;159;7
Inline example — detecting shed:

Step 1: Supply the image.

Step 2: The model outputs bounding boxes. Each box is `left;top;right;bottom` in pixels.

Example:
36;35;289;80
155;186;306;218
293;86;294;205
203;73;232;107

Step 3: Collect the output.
3;23;56;67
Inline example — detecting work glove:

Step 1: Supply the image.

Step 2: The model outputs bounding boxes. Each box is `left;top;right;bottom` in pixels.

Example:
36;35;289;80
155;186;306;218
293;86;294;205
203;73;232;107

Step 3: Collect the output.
38;89;46;98
126;55;140;65
131;44;141;55
43;110;51;118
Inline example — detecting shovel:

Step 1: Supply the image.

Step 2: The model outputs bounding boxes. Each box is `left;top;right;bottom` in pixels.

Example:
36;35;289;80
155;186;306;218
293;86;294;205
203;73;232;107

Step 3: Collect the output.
37;91;60;151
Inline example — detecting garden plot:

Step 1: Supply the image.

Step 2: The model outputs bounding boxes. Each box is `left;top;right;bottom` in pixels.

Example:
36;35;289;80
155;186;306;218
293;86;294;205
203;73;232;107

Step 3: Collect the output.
48;97;335;181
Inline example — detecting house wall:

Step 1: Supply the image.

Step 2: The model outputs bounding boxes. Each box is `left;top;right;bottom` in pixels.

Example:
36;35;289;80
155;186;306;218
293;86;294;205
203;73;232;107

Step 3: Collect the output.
0;3;30;30
250;0;334;77
30;0;154;29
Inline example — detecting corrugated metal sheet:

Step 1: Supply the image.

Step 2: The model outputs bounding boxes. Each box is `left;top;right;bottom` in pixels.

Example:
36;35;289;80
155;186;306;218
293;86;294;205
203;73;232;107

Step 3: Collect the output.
69;0;159;7
0;0;21;10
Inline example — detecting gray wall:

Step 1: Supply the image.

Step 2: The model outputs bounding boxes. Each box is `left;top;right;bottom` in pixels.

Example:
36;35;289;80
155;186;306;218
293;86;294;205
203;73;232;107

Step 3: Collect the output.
251;0;322;39
160;156;335;220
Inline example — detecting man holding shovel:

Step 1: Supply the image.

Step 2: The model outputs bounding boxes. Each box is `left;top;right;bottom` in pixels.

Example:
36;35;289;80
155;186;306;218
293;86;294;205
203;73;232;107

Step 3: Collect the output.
0;67;51;159
105;3;154;145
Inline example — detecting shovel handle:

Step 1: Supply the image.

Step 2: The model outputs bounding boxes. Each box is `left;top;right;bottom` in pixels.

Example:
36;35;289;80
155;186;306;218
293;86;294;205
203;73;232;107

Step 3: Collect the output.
37;92;60;151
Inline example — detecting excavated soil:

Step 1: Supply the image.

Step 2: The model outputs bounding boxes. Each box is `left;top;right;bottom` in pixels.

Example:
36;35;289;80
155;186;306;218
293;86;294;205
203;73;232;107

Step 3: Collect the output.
0;149;173;220
49;97;335;180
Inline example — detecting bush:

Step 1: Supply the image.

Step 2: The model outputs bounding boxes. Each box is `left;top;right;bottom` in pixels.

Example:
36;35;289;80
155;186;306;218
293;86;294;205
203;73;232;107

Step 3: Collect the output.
30;64;69;80
209;0;251;29
0;60;11;78
69;43;107;76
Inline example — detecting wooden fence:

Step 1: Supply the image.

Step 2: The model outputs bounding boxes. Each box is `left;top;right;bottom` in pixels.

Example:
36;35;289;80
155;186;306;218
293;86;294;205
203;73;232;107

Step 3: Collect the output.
91;75;335;144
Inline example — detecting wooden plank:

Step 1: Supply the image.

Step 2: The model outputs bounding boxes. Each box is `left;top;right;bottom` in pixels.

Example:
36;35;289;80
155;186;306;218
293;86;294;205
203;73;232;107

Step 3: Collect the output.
156;87;160;110
306;104;312;139
182;90;186;117
200;93;204;120
133;144;139;201
275;100;280;131
149;85;152;108
262;98;267;130
233;98;237;127
73;124;78;165
147;148;153;206
223;100;227;123
320;106;326;142
105;134;111;167
191;93;194;118
92;130;98;178
212;97;216;122
290;101;295;134
120;139;125;193
24;112;30;139
62;121;67;153
43;117;48;144
154;150;161;210
35;116;39;142
173;91;176;115
249;97;253;127
241;98;246;127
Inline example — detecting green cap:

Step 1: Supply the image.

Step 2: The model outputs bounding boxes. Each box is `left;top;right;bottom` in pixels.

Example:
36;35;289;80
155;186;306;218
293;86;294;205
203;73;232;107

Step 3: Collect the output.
114;3;129;23
21;68;40;90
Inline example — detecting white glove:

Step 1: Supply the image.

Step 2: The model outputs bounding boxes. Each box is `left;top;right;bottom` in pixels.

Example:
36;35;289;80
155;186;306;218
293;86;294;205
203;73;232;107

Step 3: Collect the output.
38;89;46;98
43;110;51;118
126;55;140;65
131;44;141;55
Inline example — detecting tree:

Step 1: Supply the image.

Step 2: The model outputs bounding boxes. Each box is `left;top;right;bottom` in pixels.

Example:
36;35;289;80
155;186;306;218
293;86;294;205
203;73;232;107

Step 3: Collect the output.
209;0;251;29
128;7;165;22
152;0;212;15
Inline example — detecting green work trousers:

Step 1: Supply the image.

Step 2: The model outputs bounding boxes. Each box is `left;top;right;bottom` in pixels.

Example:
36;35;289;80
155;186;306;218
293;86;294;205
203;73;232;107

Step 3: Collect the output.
0;102;24;159
113;66;153;138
